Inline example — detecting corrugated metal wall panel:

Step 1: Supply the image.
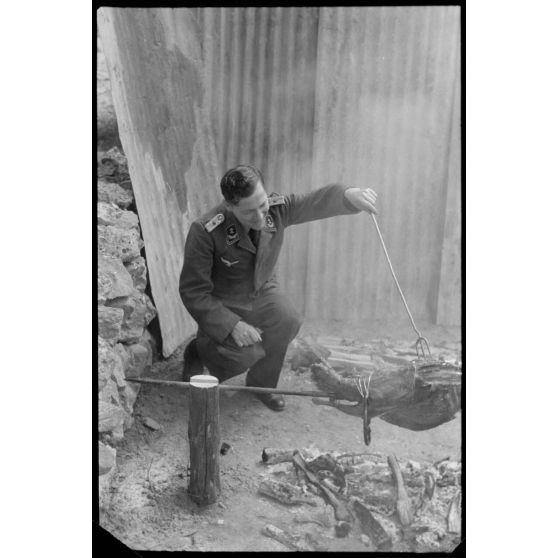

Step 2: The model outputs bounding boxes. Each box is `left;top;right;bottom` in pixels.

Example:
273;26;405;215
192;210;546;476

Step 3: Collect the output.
436;14;461;325
197;7;320;312
306;6;460;325
100;7;460;357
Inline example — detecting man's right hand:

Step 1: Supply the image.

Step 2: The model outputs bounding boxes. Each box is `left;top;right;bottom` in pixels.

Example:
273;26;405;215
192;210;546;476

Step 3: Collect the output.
231;321;262;347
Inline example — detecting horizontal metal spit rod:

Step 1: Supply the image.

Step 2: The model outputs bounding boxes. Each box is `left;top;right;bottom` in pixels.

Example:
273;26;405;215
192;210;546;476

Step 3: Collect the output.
126;377;335;398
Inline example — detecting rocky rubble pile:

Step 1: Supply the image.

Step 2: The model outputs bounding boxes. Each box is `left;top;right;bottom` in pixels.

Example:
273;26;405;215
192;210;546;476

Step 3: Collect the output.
97;147;158;504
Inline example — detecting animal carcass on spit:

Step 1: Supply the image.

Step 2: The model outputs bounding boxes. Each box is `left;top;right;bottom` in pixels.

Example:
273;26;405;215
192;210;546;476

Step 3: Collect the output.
296;338;461;432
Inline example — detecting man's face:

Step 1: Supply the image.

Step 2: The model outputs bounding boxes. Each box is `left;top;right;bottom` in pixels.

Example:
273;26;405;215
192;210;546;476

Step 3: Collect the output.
228;181;269;231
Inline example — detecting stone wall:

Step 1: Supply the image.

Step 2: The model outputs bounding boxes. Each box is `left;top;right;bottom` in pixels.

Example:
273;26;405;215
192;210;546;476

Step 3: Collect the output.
97;146;158;506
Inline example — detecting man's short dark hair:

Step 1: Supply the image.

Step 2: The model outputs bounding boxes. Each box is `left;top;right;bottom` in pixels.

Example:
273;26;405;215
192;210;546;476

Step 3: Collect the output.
220;165;264;205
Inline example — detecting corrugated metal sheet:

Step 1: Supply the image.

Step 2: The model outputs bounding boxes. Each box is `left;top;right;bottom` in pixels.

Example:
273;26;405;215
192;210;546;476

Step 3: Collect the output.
196;7;320;310
436;18;461;325
99;6;461;356
194;6;460;324
306;6;461;325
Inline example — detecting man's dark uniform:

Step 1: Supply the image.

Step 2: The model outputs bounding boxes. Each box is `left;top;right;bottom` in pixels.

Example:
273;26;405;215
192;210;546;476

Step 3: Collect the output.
178;184;359;388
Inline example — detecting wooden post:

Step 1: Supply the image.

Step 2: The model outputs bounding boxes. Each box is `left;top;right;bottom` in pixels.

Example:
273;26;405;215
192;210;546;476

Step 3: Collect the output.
187;375;220;506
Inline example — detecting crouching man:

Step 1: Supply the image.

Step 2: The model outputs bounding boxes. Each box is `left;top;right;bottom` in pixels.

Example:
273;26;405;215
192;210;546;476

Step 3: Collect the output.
178;165;377;411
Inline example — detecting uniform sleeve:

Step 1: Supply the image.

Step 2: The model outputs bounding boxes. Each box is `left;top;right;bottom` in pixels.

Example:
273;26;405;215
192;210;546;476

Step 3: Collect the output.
179;222;241;343
281;184;360;226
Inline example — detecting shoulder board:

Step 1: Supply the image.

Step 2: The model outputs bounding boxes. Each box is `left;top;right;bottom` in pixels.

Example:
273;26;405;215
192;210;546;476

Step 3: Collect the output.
204;213;225;232
268;193;286;206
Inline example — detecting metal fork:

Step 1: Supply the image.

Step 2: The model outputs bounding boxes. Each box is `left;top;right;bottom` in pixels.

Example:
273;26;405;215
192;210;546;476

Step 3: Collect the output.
355;375;372;445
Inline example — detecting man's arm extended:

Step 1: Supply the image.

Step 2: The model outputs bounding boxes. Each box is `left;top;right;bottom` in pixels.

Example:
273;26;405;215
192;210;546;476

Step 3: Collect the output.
280;184;378;226
178;221;241;343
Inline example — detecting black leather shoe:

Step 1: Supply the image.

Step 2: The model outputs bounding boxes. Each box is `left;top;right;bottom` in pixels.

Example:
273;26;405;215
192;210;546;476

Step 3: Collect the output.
182;339;203;381
255;392;285;412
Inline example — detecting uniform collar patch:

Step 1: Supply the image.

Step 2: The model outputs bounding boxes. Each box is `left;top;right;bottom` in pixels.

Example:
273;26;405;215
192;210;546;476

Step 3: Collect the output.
226;224;240;245
204;213;224;232
268;193;286;206
264;214;277;232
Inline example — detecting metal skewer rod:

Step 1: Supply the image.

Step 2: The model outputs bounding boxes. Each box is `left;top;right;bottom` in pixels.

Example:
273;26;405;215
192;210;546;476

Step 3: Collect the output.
370;213;431;358
126;377;335;398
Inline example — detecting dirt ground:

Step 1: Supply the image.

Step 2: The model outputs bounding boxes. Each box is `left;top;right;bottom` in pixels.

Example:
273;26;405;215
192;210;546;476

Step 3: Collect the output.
99;318;461;552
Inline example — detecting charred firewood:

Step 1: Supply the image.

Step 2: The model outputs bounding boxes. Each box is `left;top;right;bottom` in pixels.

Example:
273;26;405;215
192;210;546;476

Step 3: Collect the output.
292;450;354;538
350;497;393;551
447;490;461;534
258;478;318;507
306;453;347;492
388;454;413;526
423;471;436;501
262;447;296;465
261;524;314;551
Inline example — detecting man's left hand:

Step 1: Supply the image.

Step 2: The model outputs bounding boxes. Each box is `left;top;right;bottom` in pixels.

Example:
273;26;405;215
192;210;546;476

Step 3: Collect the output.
344;187;378;215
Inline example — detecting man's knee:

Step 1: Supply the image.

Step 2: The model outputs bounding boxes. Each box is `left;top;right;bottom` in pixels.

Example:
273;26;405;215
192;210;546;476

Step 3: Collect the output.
222;341;266;373
198;334;266;374
267;298;303;339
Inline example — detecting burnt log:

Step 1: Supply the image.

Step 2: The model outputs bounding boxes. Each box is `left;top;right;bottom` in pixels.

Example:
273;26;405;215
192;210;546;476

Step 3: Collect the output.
292;450;353;537
262;447;297;465
447;490;461;534
388;454;413;526
350;497;393;551
258;478;318;507
261;524;314;551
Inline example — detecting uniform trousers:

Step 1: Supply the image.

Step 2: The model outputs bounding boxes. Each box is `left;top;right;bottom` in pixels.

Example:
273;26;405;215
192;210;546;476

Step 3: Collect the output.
195;288;303;388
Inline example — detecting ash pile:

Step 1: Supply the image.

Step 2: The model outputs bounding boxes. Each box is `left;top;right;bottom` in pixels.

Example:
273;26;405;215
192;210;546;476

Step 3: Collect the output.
258;447;461;553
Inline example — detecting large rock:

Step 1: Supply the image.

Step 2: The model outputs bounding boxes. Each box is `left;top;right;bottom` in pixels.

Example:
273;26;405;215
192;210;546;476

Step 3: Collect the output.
99;376;120;406
98;306;124;341
98;202;139;230
115;340;151;378
99;442;116;476
113;344;139;423
114;343;131;376
119;383;140;425
111;345;127;390
98;275;112;306
98;225;143;263
97;148;130;184
126;342;151;377
98;254;135;304
97;180;134;209
99;465;117;512
99;342;146;427
100;146;129;173
139;329;156;364
107;292;157;344
98;336;120;392
99;441;118;511
99;400;125;441
99;379;135;431
124;257;147;292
